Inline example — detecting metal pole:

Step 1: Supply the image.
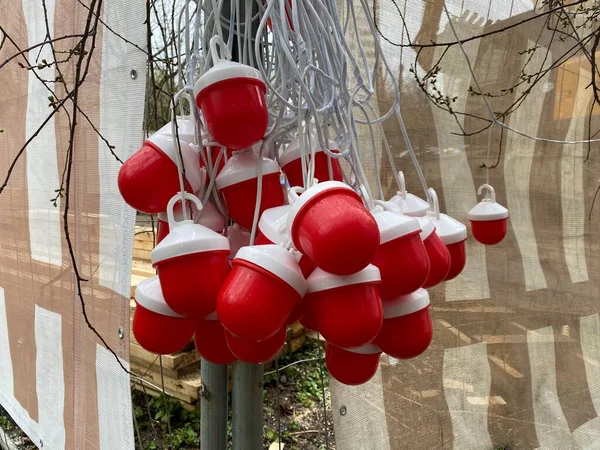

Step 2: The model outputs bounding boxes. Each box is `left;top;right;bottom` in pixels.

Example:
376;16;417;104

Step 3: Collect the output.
200;360;228;450
201;0;265;446
232;361;264;450
227;0;265;446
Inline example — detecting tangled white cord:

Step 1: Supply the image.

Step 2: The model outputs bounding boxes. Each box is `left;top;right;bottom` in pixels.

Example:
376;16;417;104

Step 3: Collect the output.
166;0;439;236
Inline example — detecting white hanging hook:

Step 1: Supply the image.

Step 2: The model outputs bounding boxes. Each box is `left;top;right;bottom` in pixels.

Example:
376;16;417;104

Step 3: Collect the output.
397;171;407;199
372;199;399;213
209;35;232;65
427;188;440;221
477;184;496;203
287;185;305;204
173;88;194;119
179;91;195;119
166;192;203;230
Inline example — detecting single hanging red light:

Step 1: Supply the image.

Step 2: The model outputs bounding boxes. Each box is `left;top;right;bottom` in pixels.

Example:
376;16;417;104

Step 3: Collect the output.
468;184;509;245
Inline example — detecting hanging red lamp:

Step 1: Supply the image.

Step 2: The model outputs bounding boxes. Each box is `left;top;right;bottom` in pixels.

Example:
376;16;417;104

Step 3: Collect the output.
133;276;195;355
370;202;430;300
215;150;284;230
468;184;509;245
194;36;268;150
152;193;231;319
286;181;379;275
194;312;237;365
326;343;382;386
374;288;433;359
306;265;383;348
217;244;307;341
117;134;204;214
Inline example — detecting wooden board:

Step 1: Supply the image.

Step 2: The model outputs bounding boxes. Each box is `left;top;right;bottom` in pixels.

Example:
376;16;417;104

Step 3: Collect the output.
131;366;202;401
130;358;200;379
130;342;201;371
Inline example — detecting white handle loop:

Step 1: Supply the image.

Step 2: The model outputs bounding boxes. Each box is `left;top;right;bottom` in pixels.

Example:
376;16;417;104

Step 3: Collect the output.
477;184;496;203
173;88;193;118
397;171;407;199
427;188;440;221
209;35;232;65
373;199;399;213
178;91;195;120
287;186;305;204
166;192;203;230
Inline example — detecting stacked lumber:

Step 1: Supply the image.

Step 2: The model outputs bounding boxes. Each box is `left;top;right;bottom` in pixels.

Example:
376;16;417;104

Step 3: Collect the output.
129;220;307;409
130;224;156;297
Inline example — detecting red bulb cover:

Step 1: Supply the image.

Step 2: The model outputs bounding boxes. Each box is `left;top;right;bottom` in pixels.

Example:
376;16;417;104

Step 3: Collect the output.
217;259;300;341
132;304;195;355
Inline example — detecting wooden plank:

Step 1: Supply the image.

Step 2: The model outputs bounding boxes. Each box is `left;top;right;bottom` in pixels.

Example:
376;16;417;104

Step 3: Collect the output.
130;359;200;379
133;248;152;262
130;342;200;371
290;321;304;337
133;238;156;251
131;367;202;400
288;335;305;354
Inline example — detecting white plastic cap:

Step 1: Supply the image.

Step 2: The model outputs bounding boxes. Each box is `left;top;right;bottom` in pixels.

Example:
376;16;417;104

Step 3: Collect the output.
258;205;291;245
194;36;264;96
151;193;230;264
389;172;429;217
371;206;420;244
382;288;430;319
194;61;264;96
416;216;435;240
429;213;467;245
215;150;281;189
468;201;508;221
135;276;185;318
278;138;338;168
234;245;307;296
155;116;196;145
286;181;360;246
151;222;230;263
390;192;430;217
468;184;509;221
307;264;381;293
146;134;204;193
